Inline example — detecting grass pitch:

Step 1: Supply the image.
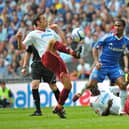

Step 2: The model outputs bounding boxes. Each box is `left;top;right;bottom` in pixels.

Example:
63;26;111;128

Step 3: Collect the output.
0;106;129;129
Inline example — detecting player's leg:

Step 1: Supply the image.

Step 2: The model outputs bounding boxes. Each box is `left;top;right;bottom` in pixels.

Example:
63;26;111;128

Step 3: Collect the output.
41;40;82;75
31;80;42;116
41;64;60;102
116;77;128;115
58;72;72;105
52;72;71;118
51;57;71;118
49;83;60;102
31;62;42;116
41;44;79;118
47;39;82;58
41;63;66;118
110;67;128;115
49;81;66;114
73;68;103;102
72;79;98;102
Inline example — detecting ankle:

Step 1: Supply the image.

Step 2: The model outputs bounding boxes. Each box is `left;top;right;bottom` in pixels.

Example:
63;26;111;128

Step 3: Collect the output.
57;104;63;109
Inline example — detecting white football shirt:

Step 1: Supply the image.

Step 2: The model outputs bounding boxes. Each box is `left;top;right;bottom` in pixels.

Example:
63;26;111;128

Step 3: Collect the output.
90;89;120;115
23;28;61;57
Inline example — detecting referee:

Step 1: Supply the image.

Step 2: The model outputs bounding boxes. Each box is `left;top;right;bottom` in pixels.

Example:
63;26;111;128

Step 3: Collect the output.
21;45;60;116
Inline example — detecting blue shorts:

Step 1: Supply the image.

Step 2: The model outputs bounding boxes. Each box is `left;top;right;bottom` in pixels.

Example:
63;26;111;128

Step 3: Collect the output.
90;66;124;82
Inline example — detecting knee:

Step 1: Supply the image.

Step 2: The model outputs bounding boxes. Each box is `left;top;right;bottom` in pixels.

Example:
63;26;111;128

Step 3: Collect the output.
31;80;40;89
49;83;58;91
60;73;72;89
119;83;127;90
48;39;56;51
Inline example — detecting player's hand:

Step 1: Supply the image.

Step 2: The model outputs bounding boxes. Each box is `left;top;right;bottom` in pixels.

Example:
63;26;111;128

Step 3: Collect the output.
124;67;128;73
73;45;82;59
49;23;58;30
16;31;22;40
49;23;59;32
95;61;102;70
21;68;27;75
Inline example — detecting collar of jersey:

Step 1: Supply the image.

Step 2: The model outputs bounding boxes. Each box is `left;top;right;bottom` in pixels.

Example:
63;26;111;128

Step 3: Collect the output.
114;34;124;40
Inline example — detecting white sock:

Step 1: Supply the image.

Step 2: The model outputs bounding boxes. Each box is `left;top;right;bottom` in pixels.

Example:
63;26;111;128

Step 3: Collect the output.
119;90;128;114
80;84;87;95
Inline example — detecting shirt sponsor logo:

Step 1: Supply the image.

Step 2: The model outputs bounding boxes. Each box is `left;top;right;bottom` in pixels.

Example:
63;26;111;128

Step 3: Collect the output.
108;43;125;52
41;33;53;38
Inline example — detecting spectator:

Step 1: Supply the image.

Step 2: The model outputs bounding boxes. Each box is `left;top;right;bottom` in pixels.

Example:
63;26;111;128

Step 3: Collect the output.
0;0;129;80
0;19;8;43
77;58;91;79
0;58;7;78
0;80;13;108
4;64;18;79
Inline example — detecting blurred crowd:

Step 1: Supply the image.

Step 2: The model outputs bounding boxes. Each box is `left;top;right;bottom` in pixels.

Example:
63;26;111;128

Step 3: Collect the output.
0;0;129;80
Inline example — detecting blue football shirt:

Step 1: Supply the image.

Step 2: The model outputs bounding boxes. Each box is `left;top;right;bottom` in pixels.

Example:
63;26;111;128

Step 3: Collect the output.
94;33;129;66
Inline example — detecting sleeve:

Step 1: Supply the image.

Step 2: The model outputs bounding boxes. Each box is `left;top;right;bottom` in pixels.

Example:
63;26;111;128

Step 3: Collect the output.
26;45;33;53
93;33;109;49
23;32;34;47
123;47;129;55
125;37;129;52
50;29;62;41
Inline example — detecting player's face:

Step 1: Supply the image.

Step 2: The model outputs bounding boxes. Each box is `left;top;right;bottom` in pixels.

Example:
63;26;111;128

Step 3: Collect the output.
39;15;48;30
114;21;125;37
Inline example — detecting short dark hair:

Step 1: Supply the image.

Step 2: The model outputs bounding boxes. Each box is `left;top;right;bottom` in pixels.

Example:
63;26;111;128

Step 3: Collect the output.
32;15;40;26
114;18;126;27
32;14;43;26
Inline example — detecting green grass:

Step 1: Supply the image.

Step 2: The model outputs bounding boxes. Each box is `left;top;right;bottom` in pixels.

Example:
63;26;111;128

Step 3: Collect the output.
0;106;129;129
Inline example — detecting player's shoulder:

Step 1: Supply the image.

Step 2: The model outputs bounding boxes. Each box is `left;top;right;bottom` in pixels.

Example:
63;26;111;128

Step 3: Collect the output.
100;32;113;41
123;35;129;41
29;30;44;38
27;30;38;36
105;32;114;38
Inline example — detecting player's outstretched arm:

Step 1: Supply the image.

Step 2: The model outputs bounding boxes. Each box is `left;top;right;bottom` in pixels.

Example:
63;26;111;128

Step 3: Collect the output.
16;32;24;50
21;52;31;75
49;23;66;44
92;48;102;70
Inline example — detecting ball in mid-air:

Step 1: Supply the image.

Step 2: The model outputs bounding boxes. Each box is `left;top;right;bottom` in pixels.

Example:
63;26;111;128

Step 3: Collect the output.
71;28;85;42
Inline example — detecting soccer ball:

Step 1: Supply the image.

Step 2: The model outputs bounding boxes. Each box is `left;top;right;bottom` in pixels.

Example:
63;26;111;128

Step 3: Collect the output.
71;28;85;42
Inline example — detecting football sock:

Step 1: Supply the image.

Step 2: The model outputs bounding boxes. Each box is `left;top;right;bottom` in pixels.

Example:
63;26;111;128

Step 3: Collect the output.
119;90;127;113
53;88;60;101
80;84;87;95
32;89;41;112
58;88;70;105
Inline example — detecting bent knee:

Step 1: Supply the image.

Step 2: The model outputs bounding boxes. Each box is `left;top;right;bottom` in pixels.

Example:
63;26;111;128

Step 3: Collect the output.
60;72;72;89
48;39;56;51
49;83;57;91
31;80;40;89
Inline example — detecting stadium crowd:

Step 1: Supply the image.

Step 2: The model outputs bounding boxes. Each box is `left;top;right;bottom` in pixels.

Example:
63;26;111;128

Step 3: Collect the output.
0;0;129;80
